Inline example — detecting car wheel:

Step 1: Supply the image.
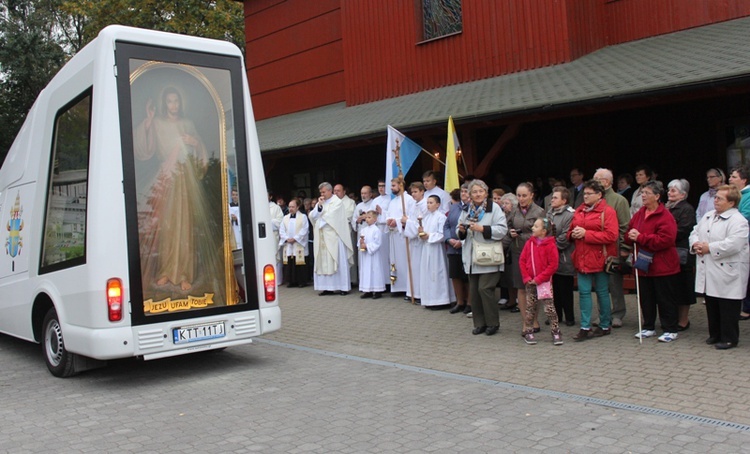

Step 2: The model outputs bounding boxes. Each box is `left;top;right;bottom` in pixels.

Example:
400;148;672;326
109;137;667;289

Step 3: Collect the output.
42;308;77;377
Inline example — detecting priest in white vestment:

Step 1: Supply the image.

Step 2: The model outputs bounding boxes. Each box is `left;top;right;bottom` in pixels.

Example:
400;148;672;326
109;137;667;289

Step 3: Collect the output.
279;198;309;288
309;182;353;295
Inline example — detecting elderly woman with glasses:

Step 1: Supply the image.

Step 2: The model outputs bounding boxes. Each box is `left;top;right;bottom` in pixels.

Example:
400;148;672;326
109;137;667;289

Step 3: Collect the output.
626;180;681;343
457;179;508;336
666;179;697;330
690;185;750;349
696;168;725;221
568;180;619;341
498;193;520;310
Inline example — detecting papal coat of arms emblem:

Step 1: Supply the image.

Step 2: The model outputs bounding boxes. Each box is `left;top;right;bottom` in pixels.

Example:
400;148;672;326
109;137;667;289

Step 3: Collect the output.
6;192;23;258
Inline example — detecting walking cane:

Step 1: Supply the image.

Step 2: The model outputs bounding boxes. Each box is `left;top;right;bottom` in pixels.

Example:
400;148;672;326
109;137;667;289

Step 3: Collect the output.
633;243;643;345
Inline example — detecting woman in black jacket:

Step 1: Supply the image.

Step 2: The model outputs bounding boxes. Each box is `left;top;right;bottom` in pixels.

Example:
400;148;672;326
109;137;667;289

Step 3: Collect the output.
666;179;696;330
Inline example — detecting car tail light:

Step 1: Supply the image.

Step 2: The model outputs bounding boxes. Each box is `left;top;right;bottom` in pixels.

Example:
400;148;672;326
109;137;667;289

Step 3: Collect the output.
263;264;276;302
107;278;123;322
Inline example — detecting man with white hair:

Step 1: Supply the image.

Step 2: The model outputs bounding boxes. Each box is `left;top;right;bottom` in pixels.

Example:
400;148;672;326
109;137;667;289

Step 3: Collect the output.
309;182;353;295
593;168;632;328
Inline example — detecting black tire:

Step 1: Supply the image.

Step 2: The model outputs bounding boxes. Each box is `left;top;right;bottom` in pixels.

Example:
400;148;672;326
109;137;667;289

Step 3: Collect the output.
42;308;77;377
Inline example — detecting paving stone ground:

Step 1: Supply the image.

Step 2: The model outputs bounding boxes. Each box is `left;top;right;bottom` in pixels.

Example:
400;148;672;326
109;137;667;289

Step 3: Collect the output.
270;286;750;426
1;286;749;452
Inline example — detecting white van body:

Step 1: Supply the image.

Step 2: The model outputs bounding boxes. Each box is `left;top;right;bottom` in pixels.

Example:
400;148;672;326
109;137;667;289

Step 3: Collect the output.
0;26;280;376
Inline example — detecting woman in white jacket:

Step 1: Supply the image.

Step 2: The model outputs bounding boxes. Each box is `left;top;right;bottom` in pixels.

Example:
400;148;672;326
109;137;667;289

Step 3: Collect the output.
690;185;749;350
458;180;508;336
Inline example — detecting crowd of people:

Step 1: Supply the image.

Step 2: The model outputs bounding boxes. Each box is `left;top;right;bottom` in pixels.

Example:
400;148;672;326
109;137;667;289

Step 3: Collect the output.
262;164;750;349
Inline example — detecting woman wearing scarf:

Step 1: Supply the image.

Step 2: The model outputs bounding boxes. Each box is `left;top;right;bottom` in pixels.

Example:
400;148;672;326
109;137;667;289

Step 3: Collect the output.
457;180;508;336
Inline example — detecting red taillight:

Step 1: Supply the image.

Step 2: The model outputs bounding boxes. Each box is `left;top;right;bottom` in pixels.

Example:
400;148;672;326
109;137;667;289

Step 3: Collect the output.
263;264;276;302
107;278;123;322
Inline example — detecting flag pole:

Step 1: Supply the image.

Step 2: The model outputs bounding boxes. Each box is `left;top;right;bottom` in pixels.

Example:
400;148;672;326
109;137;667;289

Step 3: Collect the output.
394;139;417;305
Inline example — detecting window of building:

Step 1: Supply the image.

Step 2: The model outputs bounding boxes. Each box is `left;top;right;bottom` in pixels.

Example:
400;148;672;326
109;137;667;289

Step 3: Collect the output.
40;91;91;272
422;0;462;41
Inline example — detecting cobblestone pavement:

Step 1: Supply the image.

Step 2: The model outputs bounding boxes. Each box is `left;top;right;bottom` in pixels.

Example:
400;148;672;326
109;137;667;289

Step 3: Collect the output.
1;286;749;452
270;286;750;426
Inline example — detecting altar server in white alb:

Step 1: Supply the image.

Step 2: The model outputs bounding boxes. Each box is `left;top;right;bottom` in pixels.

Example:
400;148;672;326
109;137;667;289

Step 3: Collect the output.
279;198;309;288
373;180;392;288
403;182;428;302
358;211;385;299
385;177;416;295
269;191;284;284
417;195;451;308
422;170;451;214
309;182;353;296
335;183;358;285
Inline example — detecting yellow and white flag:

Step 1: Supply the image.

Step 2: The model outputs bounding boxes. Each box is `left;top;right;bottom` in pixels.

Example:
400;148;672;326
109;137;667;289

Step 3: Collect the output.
445;116;460;193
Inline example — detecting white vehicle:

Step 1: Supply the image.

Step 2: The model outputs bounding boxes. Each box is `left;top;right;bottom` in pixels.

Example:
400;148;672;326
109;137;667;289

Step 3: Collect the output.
0;26;281;377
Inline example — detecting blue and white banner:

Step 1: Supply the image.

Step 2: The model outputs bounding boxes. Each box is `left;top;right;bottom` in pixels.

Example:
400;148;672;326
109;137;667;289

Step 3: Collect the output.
385;125;421;193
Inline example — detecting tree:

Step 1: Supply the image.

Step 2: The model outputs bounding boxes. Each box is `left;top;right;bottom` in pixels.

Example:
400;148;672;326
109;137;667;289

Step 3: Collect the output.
0;0;244;165
60;0;245;52
0;0;67;162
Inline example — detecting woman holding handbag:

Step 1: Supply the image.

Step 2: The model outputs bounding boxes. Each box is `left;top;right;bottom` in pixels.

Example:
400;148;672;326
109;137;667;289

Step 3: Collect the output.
568;180;619;341
518;218;562;345
626;180;681;343
457;180;508;336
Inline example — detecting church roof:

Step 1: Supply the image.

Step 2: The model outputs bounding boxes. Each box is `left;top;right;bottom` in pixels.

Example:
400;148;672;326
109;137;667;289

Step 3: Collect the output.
256;16;750;152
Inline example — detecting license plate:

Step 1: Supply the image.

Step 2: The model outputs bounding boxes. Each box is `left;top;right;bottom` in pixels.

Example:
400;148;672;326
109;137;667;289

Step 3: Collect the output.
173;322;226;344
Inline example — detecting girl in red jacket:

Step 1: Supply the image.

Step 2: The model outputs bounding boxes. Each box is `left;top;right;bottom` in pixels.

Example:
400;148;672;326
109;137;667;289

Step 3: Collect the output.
519;218;562;345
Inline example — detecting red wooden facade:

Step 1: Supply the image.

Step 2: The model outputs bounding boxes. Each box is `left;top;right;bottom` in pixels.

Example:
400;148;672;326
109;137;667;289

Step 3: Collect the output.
244;0;750;121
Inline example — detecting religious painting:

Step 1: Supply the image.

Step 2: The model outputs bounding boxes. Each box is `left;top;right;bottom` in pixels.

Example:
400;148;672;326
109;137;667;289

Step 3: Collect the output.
128;60;243;315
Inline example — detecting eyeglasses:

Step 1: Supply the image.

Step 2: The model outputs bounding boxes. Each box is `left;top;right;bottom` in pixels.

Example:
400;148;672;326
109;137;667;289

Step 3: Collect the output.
582;192;597;196
707;175;720;180
714;196;727;201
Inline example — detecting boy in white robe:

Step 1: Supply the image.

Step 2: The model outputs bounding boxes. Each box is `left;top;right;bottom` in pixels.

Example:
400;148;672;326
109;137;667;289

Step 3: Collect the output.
404;182;428;302
358;211;385;299
373;180;392;288
418;195;451;308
